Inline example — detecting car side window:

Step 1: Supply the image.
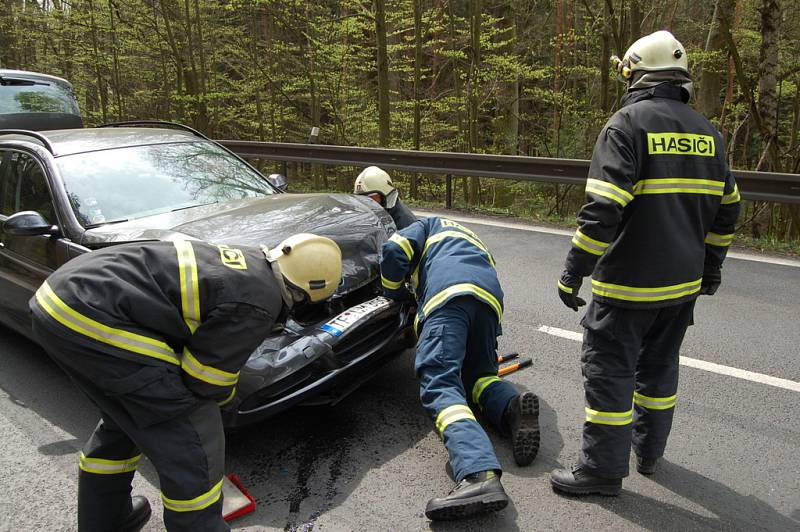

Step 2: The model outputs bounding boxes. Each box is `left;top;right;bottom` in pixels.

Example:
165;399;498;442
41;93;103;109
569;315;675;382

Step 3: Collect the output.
2;151;55;222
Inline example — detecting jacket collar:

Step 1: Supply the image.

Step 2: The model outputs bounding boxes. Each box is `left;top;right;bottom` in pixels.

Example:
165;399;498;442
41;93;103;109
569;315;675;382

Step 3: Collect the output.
621;82;689;108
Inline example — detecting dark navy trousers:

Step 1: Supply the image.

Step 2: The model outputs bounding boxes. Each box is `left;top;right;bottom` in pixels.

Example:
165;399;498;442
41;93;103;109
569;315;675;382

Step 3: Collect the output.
578;300;695;478
415;296;519;481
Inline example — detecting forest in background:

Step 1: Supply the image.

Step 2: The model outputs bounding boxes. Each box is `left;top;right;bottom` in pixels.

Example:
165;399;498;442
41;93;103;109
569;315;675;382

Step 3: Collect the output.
1;0;799;248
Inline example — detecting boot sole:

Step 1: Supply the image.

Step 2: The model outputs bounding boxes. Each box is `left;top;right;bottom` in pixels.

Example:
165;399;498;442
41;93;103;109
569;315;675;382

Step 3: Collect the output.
549;477;620;497
512;392;540;467
425;493;509;521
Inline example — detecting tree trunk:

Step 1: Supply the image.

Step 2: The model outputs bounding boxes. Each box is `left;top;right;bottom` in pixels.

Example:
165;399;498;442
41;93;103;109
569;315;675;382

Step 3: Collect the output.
374;0;391;146
757;0;781;171
467;0;481;205
697;0;737;118
411;0;423;198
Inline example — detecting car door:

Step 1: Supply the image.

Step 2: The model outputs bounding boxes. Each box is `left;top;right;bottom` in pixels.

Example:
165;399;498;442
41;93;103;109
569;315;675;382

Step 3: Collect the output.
0;148;72;334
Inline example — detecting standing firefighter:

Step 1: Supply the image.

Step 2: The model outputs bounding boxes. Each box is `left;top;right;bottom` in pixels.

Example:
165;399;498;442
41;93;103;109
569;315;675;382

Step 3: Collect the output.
381;217;540;520
550;31;741;496
30;235;342;531
354;166;418;229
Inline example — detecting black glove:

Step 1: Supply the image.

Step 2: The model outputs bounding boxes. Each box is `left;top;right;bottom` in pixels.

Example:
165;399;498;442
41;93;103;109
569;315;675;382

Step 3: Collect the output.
558;270;586;311
699;267;721;296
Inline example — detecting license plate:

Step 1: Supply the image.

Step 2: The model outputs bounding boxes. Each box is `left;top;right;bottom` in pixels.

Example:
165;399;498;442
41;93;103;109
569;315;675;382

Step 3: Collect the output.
320;297;391;337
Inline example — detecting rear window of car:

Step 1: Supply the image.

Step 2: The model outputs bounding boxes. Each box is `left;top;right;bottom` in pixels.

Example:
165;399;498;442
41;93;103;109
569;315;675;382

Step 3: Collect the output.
0;80;80;115
55;141;276;227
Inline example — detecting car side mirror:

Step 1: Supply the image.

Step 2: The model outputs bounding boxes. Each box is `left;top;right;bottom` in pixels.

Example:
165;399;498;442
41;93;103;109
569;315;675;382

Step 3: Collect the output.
3;211;59;237
266;173;288;192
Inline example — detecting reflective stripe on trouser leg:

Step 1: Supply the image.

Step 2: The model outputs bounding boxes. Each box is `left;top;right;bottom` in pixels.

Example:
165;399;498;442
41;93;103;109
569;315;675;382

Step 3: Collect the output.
150;401;228;532
578;302;659;478
632;301;693;459
78;417;141;532
462;297;518;434
415;299;502;481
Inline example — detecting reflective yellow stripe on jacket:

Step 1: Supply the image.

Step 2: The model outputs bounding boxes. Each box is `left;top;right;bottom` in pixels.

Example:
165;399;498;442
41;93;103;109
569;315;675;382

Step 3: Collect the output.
704;232;734;247
79;453;141;475
633;178;724;196
571;229;610;256
381;275;404;290
435;404;477;435
182;349;239;387
415;283;503;332
411;230;497;284
35;281;180;365
162;478;224;513
388;233;414;260
591;278;701;303
585;178;634;207
721;183;741;205
174;241;201;333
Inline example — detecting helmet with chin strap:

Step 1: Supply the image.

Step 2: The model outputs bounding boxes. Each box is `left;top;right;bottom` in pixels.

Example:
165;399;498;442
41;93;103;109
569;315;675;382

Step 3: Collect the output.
354;166;399;209
611;30;689;82
263;233;342;303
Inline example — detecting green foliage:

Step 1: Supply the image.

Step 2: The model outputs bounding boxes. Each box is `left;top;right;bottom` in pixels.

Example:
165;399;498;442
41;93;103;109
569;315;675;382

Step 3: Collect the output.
1;0;798;242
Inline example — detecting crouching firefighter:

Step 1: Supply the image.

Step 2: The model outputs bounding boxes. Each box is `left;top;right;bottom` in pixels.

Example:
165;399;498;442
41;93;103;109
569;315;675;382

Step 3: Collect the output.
380;217;540;520
550;30;741;496
30;235;342;531
354;165;418;229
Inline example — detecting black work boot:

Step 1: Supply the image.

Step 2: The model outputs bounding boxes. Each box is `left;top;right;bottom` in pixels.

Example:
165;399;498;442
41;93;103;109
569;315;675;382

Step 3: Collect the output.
503;392;540;466
636;455;659;475
119;496;152;532
425;470;509;521
550;466;621;496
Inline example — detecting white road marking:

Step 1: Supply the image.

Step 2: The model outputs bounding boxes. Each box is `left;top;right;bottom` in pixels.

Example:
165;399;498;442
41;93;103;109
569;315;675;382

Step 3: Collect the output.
537;325;800;393
414;210;800;268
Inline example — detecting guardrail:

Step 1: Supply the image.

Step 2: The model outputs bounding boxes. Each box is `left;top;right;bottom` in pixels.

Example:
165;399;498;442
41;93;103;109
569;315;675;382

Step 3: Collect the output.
220;141;800;205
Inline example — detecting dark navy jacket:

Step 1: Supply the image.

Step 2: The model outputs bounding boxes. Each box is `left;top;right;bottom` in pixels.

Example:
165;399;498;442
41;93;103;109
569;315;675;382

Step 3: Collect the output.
565;83;741;308
380;217;503;331
30;241;282;404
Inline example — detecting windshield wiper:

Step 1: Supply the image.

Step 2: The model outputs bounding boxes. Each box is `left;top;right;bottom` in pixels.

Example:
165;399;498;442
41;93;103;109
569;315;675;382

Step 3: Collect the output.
84;218;129;229
171;202;218;213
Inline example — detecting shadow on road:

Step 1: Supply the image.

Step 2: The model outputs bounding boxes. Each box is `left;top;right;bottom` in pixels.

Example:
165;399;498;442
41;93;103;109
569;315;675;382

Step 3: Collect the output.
0;325;566;531
590;459;799;531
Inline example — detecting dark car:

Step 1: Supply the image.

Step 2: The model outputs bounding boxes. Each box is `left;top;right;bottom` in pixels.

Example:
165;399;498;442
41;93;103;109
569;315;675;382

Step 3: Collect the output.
0;70;82;131
0;122;414;428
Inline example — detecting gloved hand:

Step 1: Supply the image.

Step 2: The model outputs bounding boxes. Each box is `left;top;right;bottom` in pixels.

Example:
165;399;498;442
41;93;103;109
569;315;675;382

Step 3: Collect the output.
557;270;586;311
699;267;721;295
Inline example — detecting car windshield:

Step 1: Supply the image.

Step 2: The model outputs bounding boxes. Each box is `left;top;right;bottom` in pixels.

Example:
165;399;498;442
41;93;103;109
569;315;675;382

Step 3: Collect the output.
0;80;80;115
56;141;275;227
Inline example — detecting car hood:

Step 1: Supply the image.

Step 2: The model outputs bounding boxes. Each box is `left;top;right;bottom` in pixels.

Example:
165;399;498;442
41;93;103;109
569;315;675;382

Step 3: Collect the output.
81;193;395;294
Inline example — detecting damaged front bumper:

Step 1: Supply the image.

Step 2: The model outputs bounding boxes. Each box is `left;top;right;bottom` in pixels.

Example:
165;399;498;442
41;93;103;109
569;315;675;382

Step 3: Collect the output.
221;296;415;428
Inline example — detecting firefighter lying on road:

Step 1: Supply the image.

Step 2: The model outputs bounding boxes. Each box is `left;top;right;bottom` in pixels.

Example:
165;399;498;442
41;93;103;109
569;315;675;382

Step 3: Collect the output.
380;216;540;521
30;234;342;532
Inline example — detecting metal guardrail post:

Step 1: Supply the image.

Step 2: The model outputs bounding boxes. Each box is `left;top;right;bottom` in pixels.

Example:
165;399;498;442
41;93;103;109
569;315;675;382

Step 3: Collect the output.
281;161;288;178
446;174;453;209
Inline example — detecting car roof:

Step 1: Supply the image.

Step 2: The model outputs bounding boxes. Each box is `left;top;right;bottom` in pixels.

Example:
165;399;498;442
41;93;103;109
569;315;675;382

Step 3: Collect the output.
0;69;74;89
0;127;202;157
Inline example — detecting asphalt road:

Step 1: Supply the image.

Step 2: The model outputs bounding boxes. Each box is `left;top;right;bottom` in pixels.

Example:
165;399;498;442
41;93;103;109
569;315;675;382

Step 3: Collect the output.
1;210;799;531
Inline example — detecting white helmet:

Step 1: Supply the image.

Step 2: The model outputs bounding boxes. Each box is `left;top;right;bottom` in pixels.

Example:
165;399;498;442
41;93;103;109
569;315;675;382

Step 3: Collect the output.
264;233;342;303
611;30;688;82
354;166;399;209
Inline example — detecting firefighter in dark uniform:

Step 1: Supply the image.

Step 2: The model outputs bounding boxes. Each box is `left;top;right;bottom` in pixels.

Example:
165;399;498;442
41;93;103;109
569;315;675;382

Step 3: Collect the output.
354;166;418;229
550;31;741;496
381;217;540;520
30;234;342;531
